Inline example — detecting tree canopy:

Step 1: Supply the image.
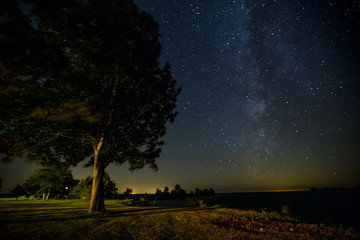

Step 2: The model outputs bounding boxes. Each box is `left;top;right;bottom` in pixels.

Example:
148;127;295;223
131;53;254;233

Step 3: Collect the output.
0;0;180;212
69;172;117;199
24;164;76;199
69;176;93;199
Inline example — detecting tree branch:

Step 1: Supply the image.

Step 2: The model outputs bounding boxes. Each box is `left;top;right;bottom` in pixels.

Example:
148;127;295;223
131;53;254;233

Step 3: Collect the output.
59;134;90;141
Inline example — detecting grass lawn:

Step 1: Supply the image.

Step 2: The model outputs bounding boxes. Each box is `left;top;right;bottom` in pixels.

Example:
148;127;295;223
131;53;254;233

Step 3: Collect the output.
0;199;358;239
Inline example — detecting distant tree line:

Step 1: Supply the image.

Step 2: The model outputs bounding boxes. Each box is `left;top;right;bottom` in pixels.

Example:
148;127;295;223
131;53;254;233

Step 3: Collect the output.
112;184;215;204
151;184;215;200
8;165;215;202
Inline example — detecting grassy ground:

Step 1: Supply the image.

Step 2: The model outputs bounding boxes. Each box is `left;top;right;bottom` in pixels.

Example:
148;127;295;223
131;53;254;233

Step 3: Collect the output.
0;199;358;239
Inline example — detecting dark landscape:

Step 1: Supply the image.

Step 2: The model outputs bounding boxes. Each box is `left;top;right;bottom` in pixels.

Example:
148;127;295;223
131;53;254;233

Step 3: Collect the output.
156;190;360;230
1;195;359;240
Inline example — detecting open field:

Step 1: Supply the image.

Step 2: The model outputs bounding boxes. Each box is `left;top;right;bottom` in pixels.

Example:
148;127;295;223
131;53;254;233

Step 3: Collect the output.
0;199;359;240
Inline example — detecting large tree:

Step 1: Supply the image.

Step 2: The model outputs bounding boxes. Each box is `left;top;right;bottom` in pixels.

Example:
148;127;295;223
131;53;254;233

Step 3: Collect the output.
0;0;180;212
24;164;76;199
69;172;117;199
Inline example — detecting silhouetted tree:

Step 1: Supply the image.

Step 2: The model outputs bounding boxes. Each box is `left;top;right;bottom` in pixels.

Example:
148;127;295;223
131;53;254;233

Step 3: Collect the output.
151;185;215;200
203;188;210;195
163;187;170;196
174;184;186;198
0;0;180;213
11;184;26;199
192;187;214;197
175;184;181;192
123;188;133;198
170;189;177;198
155;188;162;196
195;188;202;196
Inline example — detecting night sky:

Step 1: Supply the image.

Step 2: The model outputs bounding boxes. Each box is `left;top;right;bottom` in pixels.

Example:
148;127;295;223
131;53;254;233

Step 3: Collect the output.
1;0;360;194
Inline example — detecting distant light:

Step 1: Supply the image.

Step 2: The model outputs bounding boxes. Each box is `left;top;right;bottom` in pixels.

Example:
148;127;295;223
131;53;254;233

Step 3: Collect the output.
65;187;69;189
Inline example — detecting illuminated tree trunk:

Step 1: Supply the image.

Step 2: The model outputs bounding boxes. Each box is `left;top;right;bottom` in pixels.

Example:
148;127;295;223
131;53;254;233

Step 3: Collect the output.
89;146;106;213
46;185;51;200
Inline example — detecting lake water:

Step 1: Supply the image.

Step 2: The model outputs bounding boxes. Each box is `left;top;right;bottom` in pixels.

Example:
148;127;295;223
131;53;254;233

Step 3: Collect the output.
155;190;360;230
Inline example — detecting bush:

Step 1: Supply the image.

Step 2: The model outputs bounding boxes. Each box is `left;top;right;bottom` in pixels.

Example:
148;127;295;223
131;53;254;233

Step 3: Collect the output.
138;198;149;206
107;199;134;206
185;199;207;207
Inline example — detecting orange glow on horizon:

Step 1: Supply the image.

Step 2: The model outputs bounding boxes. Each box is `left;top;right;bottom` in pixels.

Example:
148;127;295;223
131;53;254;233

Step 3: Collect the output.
267;189;308;192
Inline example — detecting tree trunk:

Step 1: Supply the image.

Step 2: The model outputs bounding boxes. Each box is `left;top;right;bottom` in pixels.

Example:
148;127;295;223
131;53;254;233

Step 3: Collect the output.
89;154;106;213
46;187;50;200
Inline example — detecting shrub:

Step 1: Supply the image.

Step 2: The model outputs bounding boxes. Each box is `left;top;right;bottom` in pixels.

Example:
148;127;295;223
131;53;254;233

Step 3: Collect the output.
185;199;207;207
138;198;149;206
108;199;134;206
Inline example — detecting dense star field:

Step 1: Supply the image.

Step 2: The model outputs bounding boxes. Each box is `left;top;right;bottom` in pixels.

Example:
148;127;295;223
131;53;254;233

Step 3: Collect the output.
129;0;360;192
1;0;359;193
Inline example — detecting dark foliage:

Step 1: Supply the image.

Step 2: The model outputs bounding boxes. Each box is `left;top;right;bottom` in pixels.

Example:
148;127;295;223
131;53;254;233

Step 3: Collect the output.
11;184;26;198
0;0;180;212
23;163;77;199
69;172;117;199
152;185;215;200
